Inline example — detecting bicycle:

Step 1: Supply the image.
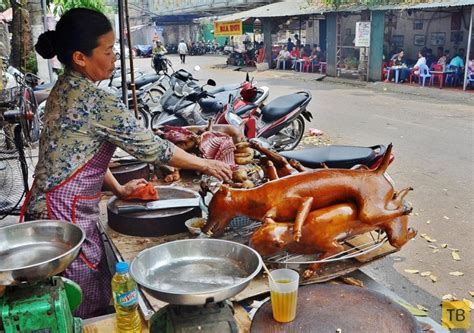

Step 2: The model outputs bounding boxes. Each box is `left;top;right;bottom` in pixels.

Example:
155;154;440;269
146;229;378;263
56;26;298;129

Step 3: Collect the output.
0;72;37;218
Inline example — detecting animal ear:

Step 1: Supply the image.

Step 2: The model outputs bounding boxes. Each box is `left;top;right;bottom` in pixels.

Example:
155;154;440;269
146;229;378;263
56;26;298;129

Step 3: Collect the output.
219;184;230;195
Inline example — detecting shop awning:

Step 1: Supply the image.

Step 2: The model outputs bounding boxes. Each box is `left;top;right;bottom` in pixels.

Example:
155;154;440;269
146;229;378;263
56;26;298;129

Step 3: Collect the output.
216;0;474;22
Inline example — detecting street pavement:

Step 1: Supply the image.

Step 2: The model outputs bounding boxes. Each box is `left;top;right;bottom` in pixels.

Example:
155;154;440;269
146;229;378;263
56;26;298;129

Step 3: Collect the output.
134;54;473;322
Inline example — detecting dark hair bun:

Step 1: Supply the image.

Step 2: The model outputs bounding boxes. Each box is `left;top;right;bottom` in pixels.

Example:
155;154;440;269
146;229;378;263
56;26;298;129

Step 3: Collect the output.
35;30;57;59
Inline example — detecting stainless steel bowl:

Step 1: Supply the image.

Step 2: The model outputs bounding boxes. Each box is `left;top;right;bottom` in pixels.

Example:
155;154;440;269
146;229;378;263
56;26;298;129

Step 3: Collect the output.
130;239;263;305
0;220;85;285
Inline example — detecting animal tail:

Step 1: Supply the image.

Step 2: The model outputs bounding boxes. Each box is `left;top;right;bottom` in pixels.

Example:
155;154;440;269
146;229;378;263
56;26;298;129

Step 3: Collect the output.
376;143;393;174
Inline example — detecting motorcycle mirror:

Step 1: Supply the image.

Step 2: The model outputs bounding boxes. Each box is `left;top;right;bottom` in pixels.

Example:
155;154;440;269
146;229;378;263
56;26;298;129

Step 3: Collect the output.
228;94;233;104
207;79;216;86
194;65;201;72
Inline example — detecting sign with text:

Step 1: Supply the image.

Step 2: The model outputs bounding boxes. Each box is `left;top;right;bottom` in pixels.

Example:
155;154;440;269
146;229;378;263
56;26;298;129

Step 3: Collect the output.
214;20;243;36
442;300;470;329
355;21;371;47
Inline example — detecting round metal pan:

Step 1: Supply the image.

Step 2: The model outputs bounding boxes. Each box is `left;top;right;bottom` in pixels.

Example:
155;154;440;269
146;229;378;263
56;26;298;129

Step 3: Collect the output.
0;220;85;285
130;239;263;305
107;186;201;236
251;283;422;333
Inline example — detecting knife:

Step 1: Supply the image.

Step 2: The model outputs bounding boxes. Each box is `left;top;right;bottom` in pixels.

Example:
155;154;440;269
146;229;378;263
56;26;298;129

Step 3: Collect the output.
117;197;201;214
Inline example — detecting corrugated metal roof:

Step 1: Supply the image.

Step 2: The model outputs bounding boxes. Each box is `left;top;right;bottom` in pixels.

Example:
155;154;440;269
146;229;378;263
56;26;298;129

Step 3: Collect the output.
216;0;474;21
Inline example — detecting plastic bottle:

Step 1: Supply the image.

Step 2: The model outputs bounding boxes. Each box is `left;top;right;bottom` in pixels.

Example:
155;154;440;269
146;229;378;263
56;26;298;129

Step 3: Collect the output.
112;262;142;333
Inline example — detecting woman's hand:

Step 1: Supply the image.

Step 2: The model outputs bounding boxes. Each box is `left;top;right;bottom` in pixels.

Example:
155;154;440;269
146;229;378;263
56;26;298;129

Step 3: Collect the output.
200;160;232;181
117;178;148;199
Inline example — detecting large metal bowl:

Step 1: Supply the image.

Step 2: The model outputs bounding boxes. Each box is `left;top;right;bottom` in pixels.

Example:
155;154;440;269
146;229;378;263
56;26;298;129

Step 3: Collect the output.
130;239;263;305
0;220;85;285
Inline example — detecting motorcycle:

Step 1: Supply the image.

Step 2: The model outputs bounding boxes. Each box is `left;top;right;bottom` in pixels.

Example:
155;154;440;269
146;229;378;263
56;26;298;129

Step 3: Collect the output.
215;91;312;151
151;70;269;129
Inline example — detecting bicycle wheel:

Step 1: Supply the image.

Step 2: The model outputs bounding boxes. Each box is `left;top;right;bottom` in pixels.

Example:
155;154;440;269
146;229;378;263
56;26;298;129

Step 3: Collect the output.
0;131;26;218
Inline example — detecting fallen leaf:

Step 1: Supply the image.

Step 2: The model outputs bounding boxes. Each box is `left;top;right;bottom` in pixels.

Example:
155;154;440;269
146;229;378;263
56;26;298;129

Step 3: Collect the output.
449;271;464;276
443;216;450;220
429;275;437;282
428;245;438;249
340;277;364;288
451;252;461;261
463;299;474;310
397;300;428;317
420;234;437;242
393;258;402;261
404;269;419;274
414;213;419;216
449;248;459;252
442;294;455;301
469;291;474;297
426;220;431;224
420;271;432;277
441;244;448;248
432;249;440;253
416;304;429;312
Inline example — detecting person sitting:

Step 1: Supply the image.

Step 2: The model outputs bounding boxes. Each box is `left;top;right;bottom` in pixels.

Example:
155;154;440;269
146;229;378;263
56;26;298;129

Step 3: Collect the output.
425;48;437;68
276;46;290;69
152;41;167;55
449;53;465;69
301;44;312;58
437;50;450;67
391;50;409;82
289;47;300;69
413;50;427;76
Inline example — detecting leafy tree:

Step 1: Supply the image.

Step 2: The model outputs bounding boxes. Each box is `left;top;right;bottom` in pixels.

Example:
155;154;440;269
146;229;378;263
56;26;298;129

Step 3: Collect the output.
52;0;108;16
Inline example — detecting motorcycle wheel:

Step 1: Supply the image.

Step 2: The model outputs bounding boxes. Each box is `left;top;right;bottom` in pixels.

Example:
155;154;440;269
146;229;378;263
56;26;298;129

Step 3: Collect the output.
270;115;305;151
144;88;164;109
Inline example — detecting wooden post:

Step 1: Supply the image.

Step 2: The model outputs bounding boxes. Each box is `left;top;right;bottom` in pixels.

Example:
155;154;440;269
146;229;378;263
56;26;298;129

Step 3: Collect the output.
124;0;139;118
117;0;128;107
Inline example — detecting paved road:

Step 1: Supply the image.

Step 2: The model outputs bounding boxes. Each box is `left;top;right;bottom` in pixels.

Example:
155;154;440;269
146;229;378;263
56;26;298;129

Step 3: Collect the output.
133;54;474;321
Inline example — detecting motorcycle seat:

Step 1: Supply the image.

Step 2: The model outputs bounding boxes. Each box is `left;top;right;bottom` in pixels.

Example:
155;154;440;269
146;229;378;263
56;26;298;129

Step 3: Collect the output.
261;93;308;122
208;84;240;95
131;74;161;89
279;145;385;169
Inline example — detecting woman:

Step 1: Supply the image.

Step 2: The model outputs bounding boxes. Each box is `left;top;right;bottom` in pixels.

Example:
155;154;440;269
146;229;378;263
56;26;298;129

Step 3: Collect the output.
412;50;427;76
27;8;231;319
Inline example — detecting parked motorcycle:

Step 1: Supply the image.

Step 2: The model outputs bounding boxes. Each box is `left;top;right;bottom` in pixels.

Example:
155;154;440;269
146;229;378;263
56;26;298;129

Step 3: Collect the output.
215;91;312;151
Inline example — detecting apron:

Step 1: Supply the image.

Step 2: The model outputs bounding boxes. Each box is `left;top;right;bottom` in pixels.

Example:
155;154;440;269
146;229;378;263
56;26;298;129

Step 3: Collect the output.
20;142;116;319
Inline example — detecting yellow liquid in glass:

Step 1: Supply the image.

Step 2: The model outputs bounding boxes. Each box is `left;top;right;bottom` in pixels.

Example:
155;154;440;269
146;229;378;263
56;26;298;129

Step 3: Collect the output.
270;279;298;323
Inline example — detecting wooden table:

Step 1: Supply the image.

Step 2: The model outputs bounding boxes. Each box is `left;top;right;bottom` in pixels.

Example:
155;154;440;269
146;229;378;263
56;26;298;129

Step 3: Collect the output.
96;174;446;332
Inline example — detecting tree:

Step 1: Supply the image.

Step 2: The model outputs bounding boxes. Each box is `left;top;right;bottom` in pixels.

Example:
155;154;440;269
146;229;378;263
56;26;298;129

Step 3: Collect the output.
10;0;33;70
9;0;107;73
52;0;108;16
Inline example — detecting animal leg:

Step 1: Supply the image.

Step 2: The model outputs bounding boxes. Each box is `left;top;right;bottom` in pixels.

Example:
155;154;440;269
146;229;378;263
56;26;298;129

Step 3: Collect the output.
263;207;278;224
293;197;313;242
288;159;307;172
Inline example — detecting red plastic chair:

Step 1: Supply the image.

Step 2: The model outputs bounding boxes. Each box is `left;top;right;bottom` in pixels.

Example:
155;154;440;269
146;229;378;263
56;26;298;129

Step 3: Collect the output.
302;57;312;72
430;64;444;87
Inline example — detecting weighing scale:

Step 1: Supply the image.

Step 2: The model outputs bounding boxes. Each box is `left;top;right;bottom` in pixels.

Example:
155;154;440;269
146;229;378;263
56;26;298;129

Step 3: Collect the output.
0;220;86;333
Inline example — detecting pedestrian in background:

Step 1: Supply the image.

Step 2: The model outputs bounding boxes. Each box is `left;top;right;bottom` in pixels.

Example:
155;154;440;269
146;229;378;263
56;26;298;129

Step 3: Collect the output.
178;39;188;64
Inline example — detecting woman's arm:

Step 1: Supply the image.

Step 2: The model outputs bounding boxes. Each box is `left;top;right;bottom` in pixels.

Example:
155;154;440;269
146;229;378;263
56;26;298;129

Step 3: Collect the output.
103;169;148;198
168;146;232;181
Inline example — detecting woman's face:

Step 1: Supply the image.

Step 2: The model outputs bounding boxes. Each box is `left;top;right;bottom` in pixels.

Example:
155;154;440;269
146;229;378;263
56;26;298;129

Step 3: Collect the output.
399;51;404;57
75;30;116;82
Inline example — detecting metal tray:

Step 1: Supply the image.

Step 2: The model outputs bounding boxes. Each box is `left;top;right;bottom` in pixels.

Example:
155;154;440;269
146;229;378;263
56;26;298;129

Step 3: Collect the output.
0;220;85;285
130;239;262;305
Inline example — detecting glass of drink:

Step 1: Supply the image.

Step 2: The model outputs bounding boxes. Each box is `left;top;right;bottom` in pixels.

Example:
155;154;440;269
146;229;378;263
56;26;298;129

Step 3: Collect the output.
268;268;299;323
